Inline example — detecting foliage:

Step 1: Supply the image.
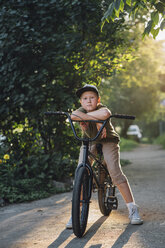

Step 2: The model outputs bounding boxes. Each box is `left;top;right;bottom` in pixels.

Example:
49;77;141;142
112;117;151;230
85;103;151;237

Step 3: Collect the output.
0;149;54;203
120;137;138;151
120;159;131;166
154;133;165;149
100;31;163;137
120;138;138;166
0;178;56;204
101;0;165;39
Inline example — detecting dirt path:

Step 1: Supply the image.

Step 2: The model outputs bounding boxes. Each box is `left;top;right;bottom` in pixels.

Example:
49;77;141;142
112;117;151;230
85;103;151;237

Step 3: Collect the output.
0;144;165;248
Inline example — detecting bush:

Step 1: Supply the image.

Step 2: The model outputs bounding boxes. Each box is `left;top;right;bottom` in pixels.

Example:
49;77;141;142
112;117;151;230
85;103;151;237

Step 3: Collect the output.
0;178;56;204
154;133;165;149
120;138;139;151
0;136;78;204
0;152;56;204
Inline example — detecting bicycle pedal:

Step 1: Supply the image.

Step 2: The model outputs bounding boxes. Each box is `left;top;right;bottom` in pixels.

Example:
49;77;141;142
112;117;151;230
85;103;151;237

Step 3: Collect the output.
107;196;118;210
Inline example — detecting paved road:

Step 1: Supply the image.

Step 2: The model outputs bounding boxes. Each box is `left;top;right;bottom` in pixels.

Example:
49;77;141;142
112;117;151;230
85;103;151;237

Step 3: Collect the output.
0;144;165;248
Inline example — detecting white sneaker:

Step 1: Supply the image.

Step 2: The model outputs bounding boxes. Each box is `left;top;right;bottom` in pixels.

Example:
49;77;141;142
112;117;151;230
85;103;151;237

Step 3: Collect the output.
66;217;72;229
129;204;143;225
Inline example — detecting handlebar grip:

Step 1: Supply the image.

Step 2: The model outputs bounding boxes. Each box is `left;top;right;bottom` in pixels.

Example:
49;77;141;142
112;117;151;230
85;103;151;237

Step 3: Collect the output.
112;114;135;120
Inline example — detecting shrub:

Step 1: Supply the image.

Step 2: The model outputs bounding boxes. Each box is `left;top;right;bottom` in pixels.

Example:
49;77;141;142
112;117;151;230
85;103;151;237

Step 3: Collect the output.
120;138;139;151
154;133;165;149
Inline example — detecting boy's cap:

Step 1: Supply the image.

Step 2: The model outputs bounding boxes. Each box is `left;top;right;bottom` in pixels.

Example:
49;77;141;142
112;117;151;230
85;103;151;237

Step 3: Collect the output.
76;84;99;98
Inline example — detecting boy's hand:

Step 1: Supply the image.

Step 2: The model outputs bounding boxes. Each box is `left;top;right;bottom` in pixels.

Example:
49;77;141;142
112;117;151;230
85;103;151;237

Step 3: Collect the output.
96;123;107;139
80;122;89;131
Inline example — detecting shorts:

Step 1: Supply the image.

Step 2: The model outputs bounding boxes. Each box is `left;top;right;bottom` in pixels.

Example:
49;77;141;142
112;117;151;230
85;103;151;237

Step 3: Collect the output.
78;142;127;185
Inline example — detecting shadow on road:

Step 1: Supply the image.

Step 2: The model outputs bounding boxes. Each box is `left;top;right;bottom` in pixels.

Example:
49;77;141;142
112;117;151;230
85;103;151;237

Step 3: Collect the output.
111;224;140;248
48;216;108;248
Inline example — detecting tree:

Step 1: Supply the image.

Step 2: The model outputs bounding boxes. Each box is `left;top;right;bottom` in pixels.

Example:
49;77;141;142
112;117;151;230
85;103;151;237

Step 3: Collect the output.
99;34;164;137
101;0;165;39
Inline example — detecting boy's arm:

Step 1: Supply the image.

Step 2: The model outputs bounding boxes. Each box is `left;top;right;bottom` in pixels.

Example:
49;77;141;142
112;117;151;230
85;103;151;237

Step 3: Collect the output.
88;108;111;138
71;110;96;121
71;108;110;137
71;108;111;121
87;108;111;120
71;111;92;131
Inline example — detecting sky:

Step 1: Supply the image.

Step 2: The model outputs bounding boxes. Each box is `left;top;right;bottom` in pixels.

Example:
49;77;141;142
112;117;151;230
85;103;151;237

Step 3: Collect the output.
156;30;165;41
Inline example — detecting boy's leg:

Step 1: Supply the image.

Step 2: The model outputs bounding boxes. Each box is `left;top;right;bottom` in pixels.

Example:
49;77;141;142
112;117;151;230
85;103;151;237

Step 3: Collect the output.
102;142;127;186
102;142;143;225
117;181;134;203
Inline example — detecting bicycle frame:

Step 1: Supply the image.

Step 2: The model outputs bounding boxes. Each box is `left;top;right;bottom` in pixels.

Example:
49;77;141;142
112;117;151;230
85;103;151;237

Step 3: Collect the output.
88;150;112;189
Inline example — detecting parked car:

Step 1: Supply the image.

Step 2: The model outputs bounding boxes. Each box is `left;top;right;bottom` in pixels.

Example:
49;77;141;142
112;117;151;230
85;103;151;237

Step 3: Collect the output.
127;125;142;142
0;134;6;146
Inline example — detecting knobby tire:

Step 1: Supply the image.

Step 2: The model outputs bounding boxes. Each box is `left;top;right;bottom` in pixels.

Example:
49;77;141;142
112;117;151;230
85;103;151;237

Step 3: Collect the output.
72;166;90;238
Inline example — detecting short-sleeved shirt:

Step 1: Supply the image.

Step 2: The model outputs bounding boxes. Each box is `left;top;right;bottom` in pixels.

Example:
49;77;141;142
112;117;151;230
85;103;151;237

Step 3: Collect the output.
78;103;120;144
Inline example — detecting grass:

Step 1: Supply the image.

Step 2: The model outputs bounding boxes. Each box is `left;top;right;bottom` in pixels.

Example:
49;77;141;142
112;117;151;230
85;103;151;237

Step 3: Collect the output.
120;138;139;152
154;133;165;149
120;159;131;166
119;138;139;166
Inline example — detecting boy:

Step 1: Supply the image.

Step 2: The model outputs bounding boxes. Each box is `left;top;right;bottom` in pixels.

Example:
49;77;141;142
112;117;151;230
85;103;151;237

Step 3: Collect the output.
66;84;143;229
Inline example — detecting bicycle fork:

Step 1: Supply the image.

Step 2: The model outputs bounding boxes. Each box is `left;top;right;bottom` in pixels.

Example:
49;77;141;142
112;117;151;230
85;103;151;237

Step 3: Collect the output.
75;141;93;201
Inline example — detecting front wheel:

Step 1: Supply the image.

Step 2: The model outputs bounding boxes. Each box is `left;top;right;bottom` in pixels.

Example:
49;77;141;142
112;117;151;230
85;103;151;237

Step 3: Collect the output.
72;166;90;238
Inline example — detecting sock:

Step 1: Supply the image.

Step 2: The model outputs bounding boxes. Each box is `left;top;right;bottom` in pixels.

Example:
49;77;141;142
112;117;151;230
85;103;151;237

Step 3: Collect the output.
126;202;135;213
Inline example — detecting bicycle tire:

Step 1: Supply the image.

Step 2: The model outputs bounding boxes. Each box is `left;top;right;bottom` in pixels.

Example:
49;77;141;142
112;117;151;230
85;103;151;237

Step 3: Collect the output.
72;166;90;238
98;167;115;216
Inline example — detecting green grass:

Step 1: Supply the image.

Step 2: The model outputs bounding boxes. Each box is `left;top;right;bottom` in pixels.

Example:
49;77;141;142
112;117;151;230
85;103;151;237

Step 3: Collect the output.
154;133;165;149
119;138;139;166
120;138;139;152
120;159;131;166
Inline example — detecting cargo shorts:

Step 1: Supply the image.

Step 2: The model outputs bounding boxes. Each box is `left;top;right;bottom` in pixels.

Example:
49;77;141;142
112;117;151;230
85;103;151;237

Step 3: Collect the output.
78;142;127;186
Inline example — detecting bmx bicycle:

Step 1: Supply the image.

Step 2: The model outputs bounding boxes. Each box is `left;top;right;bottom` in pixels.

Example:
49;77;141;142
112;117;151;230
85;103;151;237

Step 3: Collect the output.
45;111;135;238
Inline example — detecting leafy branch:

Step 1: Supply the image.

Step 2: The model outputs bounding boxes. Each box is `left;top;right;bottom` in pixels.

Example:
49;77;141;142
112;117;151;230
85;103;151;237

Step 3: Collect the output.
101;0;165;38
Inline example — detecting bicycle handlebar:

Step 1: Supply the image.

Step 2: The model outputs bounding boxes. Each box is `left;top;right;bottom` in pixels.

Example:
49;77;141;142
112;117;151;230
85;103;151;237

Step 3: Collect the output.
110;114;135;120
44;111;135;142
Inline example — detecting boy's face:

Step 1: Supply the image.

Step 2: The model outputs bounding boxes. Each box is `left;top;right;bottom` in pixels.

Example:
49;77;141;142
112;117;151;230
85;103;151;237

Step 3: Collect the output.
80;91;99;112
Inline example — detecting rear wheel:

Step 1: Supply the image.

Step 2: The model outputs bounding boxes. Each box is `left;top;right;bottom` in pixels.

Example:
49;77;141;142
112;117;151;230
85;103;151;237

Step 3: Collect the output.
72;167;90;238
98;167;116;216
